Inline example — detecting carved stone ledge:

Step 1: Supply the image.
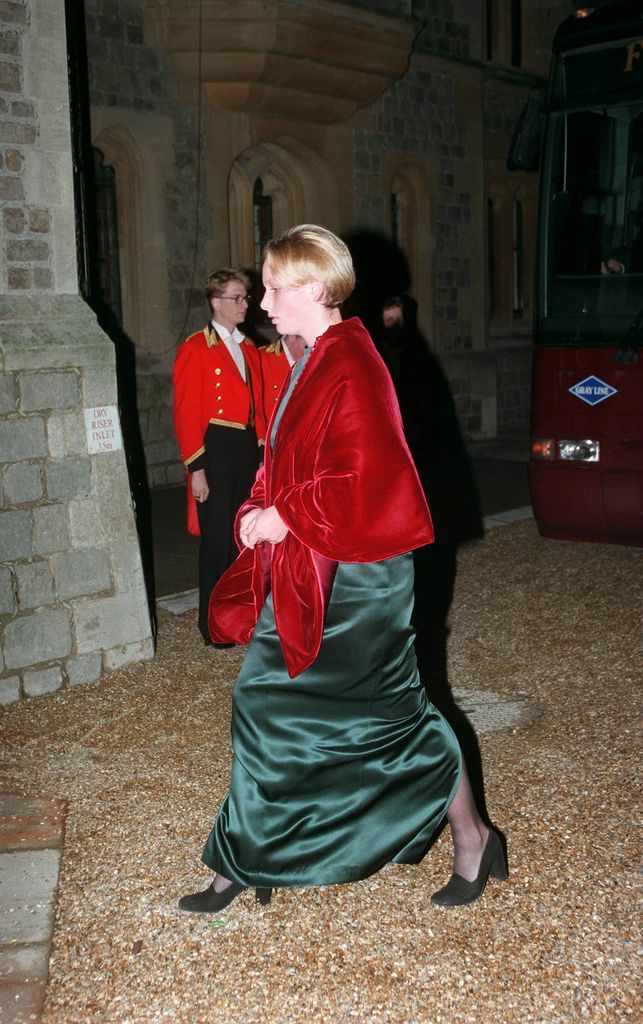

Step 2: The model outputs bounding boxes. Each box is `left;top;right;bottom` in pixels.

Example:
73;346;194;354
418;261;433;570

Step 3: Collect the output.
145;0;417;123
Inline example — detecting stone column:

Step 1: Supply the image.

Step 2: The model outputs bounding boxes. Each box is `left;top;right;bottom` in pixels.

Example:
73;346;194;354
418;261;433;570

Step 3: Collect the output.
0;0;154;704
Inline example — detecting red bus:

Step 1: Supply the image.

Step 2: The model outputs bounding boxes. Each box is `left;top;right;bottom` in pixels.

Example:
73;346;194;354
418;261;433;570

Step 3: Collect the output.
525;1;643;545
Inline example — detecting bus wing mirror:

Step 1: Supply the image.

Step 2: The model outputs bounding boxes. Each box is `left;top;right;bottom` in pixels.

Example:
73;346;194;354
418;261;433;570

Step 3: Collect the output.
507;91;543;172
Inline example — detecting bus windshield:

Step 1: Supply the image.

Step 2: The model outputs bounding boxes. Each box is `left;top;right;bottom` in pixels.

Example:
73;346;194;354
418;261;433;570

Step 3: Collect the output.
540;102;643;346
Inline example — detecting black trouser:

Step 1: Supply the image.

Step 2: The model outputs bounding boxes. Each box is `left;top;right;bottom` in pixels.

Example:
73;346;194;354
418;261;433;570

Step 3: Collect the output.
196;423;260;641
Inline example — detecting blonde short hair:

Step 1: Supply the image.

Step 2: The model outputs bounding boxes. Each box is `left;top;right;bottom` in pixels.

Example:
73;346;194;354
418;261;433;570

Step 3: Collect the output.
263;225;356;308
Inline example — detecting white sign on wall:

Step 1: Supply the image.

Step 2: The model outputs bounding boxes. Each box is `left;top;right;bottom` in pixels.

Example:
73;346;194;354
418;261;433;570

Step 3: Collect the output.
84;405;124;454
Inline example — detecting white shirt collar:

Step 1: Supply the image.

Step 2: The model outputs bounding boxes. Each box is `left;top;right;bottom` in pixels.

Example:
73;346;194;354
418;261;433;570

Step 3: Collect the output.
211;319;244;345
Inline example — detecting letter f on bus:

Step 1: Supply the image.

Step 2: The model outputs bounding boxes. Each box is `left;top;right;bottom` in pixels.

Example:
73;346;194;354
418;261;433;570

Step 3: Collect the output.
624;40;642;72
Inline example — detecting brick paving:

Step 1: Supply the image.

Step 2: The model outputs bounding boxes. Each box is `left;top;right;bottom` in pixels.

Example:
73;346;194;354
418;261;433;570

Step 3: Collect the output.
0;796;66;1024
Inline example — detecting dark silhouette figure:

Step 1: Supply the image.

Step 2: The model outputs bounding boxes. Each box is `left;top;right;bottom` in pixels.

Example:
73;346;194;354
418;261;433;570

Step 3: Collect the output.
65;0;157;641
344;231;487;813
93;305;158;642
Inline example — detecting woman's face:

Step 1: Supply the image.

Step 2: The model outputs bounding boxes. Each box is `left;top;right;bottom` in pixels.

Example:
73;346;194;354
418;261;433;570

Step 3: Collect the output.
260;263;315;337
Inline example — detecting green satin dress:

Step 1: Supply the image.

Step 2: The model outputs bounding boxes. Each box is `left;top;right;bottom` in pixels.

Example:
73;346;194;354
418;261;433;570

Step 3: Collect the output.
201;350;462;888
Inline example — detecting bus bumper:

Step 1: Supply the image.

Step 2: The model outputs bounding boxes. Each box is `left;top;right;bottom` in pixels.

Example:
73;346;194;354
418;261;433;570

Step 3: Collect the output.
529;462;643;546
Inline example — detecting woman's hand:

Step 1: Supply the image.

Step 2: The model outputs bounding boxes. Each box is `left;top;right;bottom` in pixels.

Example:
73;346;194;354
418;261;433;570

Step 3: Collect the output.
191;468;209;504
239;506;288;549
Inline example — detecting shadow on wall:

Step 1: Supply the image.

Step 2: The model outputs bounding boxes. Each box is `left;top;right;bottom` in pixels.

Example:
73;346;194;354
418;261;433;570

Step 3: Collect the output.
344;230;489;816
93;303;158;642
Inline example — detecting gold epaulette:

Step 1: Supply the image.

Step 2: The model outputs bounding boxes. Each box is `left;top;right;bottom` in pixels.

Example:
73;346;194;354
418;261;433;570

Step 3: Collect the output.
264;338;283;355
204;324;220;347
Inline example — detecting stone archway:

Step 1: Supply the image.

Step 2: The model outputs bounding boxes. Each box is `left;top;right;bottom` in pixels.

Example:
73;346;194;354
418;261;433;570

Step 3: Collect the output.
92;118;172;364
386;160;436;340
229;138;338;269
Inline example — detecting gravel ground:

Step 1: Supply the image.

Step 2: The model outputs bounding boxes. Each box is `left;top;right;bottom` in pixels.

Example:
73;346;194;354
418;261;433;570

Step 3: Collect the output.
1;520;640;1024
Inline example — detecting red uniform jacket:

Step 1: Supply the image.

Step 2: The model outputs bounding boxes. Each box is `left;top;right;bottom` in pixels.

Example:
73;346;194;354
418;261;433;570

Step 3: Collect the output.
209;317;434;677
173;325;263;534
258;340;291;430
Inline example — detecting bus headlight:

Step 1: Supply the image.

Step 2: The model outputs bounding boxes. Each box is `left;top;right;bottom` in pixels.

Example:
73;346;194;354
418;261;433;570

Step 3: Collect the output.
558;439;600;462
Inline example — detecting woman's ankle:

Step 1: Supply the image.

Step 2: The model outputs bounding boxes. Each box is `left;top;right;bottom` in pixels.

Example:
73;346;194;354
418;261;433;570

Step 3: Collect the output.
213;873;233;893
450;823;489;881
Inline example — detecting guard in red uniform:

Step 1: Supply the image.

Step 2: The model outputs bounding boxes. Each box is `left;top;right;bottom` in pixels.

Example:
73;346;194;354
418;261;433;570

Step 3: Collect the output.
257;335;306;428
173;269;263;644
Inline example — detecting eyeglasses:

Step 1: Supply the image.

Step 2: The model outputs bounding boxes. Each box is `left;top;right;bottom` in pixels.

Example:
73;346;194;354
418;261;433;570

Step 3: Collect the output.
218;293;250;305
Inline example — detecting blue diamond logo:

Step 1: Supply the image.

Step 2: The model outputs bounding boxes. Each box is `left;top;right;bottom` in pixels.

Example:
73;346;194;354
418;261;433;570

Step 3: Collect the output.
568;375;618;406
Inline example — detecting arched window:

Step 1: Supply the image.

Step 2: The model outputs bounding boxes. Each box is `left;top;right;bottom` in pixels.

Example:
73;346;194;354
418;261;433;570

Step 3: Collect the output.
512;198;524;318
510;0;522;68
488;179;535;327
388;164;433;338
488;196;497;320
486;0;521;68
253;178;273;272
229;138;338;269
390;190;399;245
390;184;411;254
486;0;494;61
488;180;512;323
93;147;122;324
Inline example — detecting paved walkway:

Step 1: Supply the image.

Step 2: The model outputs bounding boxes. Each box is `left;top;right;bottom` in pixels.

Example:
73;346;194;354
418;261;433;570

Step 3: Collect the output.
0;434;535;1023
0;514;638;1023
0;797;66;1023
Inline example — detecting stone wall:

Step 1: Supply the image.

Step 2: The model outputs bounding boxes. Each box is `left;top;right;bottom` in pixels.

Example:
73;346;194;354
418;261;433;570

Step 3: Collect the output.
484;83;532;149
136;371;183;489
414;0;471;59
84;0;208;487
0;0;154;704
353;63;473;353
495;345;532;434
85;0;208;342
1;0;49;291
0;299;155;704
80;0;559;481
437;342;531;440
350;0;562;438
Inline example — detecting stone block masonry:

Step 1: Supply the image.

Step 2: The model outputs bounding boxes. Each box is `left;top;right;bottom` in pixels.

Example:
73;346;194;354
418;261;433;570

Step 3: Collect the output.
84;0;207;487
0;0;154;703
0;297;155;705
3;608;72;671
0;0;51;294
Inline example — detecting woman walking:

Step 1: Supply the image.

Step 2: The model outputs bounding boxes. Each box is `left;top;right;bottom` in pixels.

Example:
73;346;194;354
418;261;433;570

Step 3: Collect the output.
179;225;507;912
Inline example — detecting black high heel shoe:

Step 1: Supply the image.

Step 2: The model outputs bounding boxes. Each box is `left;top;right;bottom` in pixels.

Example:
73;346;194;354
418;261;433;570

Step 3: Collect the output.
430;829;508;907
178;882;272;914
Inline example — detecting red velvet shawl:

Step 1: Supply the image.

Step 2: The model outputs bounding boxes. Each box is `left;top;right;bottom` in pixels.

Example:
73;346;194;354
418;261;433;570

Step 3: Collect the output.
209;317;434;677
